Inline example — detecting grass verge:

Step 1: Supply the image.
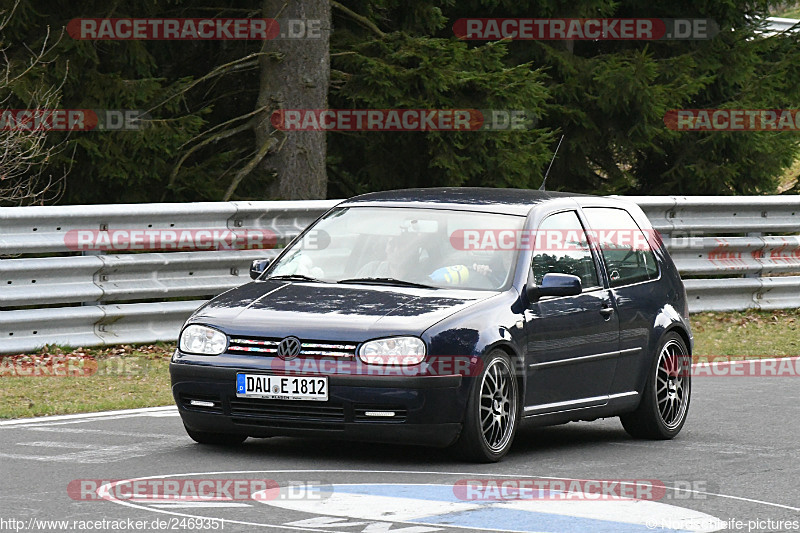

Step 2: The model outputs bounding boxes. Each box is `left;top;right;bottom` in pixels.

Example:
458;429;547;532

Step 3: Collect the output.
691;308;800;359
0;344;175;419
1;309;799;419
776;6;800;19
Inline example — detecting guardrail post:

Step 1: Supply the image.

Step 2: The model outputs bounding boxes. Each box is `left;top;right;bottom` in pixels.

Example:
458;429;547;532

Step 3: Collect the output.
82;249;106;306
745;232;762;279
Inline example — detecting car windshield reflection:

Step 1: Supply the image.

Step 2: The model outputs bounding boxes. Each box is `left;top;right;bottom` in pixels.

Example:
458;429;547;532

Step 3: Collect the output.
267;207;524;291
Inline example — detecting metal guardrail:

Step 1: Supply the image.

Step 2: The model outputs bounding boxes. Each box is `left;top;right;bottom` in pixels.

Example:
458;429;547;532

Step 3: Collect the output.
1;196;799;354
0;200;336;253
665;236;800;276
0;200;336;354
626;196;800;313
764;16;800;36
625;195;800;234
0;250;282;307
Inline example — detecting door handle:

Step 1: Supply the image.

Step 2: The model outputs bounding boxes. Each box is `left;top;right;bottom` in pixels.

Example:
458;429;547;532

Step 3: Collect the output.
600;306;614;318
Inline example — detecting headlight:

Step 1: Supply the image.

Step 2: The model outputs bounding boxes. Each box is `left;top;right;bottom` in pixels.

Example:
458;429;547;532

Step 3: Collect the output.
179;325;227;355
358;336;426;365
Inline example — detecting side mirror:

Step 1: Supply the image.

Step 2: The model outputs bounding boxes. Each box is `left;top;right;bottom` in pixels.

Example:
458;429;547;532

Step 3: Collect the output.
526;273;582;300
250;259;271;280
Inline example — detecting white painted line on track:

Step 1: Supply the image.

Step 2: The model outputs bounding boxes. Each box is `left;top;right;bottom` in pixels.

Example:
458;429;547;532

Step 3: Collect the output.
98;469;800;533
0;406;177;426
254;486;480;522
21;427;181;438
257;482;721;532
100;469;800;517
8;411;181;428
17;440;88;449
150;503;253;509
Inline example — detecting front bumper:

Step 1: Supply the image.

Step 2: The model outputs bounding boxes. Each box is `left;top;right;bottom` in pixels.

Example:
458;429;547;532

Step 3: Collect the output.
170;360;465;448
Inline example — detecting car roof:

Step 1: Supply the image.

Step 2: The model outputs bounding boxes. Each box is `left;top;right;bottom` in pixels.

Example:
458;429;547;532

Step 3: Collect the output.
337;187;591;216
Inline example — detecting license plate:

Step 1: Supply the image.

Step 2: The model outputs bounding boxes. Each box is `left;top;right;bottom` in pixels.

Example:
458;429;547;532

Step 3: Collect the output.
236;374;328;401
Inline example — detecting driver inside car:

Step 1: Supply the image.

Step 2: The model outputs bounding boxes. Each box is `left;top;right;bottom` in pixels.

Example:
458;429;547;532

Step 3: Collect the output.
428;250;510;289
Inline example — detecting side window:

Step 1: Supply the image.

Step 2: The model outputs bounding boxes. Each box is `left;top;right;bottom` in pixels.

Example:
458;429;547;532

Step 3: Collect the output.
531;210;599;290
583;207;658;287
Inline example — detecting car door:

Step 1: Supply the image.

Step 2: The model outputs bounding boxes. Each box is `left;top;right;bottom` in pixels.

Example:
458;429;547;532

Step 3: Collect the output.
581;206;661;395
523;209;621;414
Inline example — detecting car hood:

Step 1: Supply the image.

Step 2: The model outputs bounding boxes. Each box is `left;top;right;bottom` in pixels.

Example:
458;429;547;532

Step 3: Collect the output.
189;280;498;340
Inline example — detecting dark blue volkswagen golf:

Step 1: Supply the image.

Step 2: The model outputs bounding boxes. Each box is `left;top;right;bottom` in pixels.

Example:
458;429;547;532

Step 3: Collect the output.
170;188;692;462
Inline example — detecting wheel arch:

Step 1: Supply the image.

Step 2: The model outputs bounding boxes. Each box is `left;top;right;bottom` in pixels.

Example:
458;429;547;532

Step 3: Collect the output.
664;324;692;355
484;340;524;409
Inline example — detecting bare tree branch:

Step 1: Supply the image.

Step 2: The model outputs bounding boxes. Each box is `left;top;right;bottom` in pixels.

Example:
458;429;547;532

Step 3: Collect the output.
143;53;267;116
222;134;280;201
331;1;385;38
162;118;257;200
0;9;70;206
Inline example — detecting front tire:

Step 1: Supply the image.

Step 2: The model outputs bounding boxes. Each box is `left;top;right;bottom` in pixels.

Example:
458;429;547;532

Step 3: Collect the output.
621;332;691;439
184;424;247;445
452;350;519;462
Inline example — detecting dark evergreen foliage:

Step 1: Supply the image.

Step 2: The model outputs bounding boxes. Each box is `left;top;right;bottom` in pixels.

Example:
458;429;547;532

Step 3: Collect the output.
2;0;798;204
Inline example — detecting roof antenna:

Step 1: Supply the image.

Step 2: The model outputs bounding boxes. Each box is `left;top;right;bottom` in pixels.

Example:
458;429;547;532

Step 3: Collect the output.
539;134;565;191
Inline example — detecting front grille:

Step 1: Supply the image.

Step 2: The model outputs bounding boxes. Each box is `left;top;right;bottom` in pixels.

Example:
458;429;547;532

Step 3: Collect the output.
227;337;357;358
179;393;224;413
229;398;346;422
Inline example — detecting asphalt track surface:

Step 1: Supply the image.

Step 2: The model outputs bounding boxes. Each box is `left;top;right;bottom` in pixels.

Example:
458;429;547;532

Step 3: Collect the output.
2;374;799;533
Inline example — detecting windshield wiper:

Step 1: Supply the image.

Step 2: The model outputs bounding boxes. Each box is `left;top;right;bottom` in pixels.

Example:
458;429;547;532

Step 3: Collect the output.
337;277;437;289
266;274;327;283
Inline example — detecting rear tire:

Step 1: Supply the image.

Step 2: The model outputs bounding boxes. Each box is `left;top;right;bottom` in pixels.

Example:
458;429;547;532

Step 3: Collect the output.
621;332;691;439
452;350;519;462
184;425;247;445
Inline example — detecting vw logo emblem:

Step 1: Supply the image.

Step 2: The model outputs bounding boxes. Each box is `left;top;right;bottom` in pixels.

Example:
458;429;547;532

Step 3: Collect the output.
277;336;302;360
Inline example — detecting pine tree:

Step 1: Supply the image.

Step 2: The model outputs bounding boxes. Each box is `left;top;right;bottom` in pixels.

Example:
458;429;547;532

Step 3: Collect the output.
3;0;799;203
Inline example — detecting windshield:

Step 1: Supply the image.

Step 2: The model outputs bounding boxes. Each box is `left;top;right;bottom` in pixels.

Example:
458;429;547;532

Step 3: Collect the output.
266;207;525;291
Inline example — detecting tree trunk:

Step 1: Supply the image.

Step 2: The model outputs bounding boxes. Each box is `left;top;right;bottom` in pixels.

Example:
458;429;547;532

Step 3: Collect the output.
256;0;330;199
